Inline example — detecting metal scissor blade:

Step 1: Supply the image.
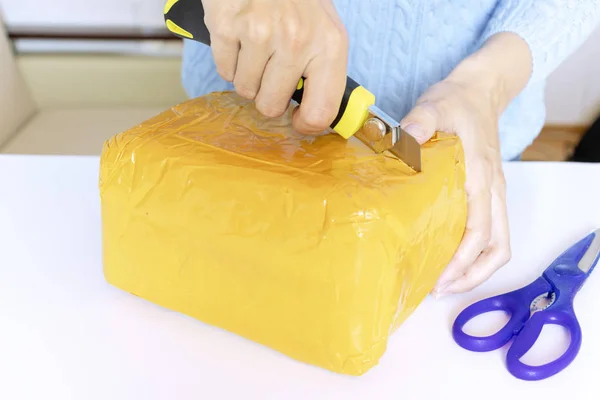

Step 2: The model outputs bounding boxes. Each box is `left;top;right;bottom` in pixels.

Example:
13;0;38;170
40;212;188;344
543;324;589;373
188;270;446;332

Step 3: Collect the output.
578;228;600;274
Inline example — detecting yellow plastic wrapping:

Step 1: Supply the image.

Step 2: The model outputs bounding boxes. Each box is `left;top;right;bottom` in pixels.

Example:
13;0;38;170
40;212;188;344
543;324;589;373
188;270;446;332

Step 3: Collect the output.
99;91;467;376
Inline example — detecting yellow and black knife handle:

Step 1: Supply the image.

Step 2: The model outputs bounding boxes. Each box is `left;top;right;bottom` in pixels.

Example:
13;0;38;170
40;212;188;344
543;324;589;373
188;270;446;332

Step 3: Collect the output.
290;77;374;139
164;0;375;139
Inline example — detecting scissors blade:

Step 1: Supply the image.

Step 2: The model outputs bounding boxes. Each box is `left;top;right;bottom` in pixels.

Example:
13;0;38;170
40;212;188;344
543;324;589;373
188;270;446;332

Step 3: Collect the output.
578;228;600;274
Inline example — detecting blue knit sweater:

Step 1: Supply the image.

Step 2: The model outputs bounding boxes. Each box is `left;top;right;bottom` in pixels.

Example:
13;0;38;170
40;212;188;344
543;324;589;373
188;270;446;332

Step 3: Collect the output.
181;0;600;160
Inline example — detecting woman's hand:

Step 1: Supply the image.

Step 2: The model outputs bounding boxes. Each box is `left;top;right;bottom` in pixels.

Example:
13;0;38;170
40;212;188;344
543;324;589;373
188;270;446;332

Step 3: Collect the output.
400;32;533;296
202;0;348;134
401;78;511;296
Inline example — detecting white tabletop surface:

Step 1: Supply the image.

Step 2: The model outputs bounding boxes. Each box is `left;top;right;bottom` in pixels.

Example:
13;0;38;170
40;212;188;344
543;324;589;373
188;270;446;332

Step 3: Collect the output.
1;155;599;400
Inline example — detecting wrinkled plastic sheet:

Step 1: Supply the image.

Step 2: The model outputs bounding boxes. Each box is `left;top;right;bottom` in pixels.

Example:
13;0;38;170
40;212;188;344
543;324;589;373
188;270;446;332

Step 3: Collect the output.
99;91;467;375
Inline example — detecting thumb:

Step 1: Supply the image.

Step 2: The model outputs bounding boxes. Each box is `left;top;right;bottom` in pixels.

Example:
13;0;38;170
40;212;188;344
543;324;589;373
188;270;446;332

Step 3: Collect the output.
400;102;439;145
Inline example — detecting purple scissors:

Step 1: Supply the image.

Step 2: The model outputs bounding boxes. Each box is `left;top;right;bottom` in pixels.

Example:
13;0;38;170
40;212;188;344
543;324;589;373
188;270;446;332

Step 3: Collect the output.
452;228;600;381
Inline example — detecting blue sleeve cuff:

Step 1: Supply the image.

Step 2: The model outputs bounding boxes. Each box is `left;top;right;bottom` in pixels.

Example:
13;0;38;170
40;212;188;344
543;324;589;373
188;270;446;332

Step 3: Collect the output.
477;0;600;84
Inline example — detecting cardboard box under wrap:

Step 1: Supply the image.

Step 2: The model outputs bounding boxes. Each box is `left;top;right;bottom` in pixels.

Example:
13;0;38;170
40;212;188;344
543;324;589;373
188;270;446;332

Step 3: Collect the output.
99;91;467;376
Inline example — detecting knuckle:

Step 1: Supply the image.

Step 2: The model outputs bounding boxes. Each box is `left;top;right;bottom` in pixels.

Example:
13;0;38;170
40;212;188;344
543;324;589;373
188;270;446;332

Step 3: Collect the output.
212;26;237;45
497;243;512;265
499;249;512;265
287;25;309;51
432;99;453;117
405;101;439;130
302;109;332;131
468;228;491;247
417;101;440;122
452;251;470;268
479;230;492;246
480;152;496;169
495;169;508;189
216;66;234;82
256;101;286;118
247;19;272;44
459;280;479;293
235;84;258;100
325;26;348;49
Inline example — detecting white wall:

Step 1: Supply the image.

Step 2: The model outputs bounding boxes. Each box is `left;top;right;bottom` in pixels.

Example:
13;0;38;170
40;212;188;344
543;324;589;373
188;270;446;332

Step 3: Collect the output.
0;0;165;28
1;0;179;56
545;26;600;125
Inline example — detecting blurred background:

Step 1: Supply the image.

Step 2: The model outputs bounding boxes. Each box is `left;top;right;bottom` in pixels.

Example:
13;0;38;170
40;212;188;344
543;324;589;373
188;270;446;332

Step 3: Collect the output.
1;0;599;159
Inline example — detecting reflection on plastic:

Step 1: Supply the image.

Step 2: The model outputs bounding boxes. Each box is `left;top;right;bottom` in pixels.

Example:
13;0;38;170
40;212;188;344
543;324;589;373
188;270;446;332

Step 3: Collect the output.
99;91;467;376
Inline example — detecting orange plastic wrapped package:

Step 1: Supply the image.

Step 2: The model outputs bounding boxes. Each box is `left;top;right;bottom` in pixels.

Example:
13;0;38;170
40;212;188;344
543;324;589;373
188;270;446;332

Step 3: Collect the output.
99;91;467;376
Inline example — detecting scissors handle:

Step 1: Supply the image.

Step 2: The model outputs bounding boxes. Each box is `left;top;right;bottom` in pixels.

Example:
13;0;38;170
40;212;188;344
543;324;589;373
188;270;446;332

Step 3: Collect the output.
452;291;532;352
506;302;582;381
453;276;583;381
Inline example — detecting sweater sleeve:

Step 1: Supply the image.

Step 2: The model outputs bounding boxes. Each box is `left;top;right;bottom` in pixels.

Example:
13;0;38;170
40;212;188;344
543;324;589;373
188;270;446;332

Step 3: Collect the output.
478;0;600;84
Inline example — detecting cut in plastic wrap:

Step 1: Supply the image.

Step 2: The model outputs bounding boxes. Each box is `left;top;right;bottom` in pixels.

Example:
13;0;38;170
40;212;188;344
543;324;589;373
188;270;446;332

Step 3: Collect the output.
99;91;467;376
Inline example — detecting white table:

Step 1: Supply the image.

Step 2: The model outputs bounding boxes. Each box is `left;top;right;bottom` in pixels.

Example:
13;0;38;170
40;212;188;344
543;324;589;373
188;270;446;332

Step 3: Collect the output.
1;155;599;400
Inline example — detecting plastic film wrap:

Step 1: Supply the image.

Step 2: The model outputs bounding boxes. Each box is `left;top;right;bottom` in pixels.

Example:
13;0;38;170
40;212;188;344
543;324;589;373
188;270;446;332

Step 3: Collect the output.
99;91;467;375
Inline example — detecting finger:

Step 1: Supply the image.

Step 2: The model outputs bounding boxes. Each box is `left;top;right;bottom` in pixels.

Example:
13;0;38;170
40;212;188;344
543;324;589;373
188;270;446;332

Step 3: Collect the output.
255;53;305;118
445;171;512;293
433;187;492;293
441;243;510;294
292;42;348;134
233;36;273;100
399;102;440;145
433;226;488;293
210;31;240;83
436;173;511;295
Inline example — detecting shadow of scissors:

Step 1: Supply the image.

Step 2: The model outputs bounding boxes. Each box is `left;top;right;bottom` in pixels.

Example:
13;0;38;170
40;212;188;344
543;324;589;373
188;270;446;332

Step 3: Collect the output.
452;228;600;381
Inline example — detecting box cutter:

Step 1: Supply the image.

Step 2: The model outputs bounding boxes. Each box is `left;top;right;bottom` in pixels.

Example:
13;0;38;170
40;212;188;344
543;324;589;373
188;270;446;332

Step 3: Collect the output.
163;0;422;172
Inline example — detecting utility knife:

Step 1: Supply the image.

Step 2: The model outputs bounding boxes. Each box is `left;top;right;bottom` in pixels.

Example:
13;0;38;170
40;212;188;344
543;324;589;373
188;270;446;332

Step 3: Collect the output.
163;0;422;172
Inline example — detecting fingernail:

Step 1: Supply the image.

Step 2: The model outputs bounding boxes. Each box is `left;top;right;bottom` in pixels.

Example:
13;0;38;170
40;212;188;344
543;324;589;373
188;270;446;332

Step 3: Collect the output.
433;281;452;296
402;123;425;141
432;291;447;299
436;280;451;291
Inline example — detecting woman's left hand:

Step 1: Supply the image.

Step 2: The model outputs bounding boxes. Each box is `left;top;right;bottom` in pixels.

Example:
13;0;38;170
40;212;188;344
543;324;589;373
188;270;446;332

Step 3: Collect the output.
399;69;512;297
400;32;533;296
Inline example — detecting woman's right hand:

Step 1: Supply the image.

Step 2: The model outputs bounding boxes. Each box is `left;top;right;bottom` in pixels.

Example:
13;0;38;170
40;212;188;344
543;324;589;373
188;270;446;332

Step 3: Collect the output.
202;0;349;135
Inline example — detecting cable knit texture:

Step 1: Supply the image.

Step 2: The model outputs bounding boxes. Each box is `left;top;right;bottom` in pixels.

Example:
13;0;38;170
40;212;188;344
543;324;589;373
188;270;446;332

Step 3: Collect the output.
182;0;600;160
